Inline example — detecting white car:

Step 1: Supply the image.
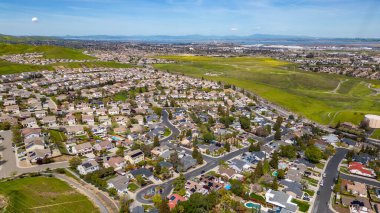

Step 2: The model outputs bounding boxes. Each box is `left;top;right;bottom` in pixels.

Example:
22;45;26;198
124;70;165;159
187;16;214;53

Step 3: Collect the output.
320;180;324;186
323;173;326;178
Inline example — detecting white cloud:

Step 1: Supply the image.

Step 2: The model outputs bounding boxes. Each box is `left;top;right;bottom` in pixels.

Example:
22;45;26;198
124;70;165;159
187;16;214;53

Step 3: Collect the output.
31;17;38;23
230;27;238;31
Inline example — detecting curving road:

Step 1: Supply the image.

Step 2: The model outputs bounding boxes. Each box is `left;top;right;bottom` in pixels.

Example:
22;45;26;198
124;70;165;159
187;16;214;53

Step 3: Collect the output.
135;109;287;204
312;148;348;213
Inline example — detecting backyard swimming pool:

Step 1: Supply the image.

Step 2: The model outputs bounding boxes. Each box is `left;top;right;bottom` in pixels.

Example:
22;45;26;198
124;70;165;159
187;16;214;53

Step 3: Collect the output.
245;201;260;209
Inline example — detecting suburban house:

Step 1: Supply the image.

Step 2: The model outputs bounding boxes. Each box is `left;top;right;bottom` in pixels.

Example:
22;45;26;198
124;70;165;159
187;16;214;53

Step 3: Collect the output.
104;156;126;171
77;160;100;175
21;117;38;128
125;149;145;164
348;162;376;178
93;140;115;151
168;194;187;210
72;142;93;155
265;189;298;213
41;116;57;127
346;181;367;197
107;175;130;195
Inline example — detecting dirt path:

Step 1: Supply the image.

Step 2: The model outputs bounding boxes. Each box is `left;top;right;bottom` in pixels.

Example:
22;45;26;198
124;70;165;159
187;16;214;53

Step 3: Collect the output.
28;200;89;210
331;79;348;93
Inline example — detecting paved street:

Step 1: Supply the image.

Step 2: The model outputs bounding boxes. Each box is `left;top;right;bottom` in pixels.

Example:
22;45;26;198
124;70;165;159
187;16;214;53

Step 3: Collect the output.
135;109;287;204
0;130;69;179
340;173;380;188
313;148;348;213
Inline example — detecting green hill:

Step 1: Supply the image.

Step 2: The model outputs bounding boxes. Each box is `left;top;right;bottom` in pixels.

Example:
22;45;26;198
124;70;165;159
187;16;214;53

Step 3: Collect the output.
154;56;380;125
0;43;94;60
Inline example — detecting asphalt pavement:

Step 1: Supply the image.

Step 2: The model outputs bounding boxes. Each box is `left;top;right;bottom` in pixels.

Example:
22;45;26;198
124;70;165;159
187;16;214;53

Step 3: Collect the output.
312;148;348;213
135;109;286;204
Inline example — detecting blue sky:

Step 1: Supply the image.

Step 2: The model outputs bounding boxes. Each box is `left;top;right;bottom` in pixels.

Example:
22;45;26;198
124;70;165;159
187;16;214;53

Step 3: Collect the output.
0;0;379;38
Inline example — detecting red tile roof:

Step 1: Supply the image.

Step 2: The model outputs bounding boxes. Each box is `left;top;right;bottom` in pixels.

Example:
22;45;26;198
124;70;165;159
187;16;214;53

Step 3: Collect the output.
168;194;186;209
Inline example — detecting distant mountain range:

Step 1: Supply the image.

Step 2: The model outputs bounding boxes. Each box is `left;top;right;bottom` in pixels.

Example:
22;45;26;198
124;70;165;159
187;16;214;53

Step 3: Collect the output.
1;33;379;44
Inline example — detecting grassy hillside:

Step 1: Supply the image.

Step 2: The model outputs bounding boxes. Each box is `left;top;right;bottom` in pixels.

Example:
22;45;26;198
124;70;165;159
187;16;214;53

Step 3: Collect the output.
0;43;94;60
154;56;380;125
0;176;98;213
0;60;53;74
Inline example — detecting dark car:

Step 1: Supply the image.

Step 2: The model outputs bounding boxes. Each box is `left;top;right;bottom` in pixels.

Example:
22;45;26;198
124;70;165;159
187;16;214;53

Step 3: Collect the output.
200;170;205;174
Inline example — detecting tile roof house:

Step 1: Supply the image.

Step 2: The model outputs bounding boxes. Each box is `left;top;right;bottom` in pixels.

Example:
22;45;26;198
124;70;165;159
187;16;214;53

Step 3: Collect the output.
167;194;186;210
349;162;376;178
265;189;298;213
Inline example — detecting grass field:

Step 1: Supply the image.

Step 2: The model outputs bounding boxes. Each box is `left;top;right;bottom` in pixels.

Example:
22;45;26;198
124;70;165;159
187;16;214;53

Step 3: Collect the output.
370;129;380;140
154;56;380;125
0;60;54;74
0;43;94;60
0;176;98;213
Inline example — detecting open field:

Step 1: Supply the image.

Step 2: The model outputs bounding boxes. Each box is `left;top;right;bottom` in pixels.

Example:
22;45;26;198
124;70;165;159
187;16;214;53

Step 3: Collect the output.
0;43;94;60
370;129;380;140
0;176;98;213
0;60;54;74
154;56;380;125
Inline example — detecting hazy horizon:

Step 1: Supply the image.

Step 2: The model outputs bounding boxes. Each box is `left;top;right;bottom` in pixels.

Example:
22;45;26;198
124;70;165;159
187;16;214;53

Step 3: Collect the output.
1;0;380;38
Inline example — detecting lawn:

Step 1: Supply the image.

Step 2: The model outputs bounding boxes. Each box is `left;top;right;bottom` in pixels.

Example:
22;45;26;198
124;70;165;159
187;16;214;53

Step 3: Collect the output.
250;192;265;202
0;176;98;213
370;129;380;140
303;189;315;196
164;128;171;137
49;130;68;154
302;177;319;186
291;198;310;212
154;56;380;125
127;183;140;192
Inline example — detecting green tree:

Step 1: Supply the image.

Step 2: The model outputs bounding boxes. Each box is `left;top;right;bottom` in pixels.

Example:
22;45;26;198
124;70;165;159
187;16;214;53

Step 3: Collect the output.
239;116;251;130
279;145;297;159
152;194;162;208
69;156;82;169
274;128;281;140
168;110;173;120
153;135;160;147
136;175;146;186
263;159;271;174
173;173;186;192
153;107;163;118
277;169;285;179
270;151;279;169
252;161;263;182
154;163;162;176
203;132;215;143
159;198;170;213
224;142;231;152
305;145;323;163
192;147;203;165
272;178;279;190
